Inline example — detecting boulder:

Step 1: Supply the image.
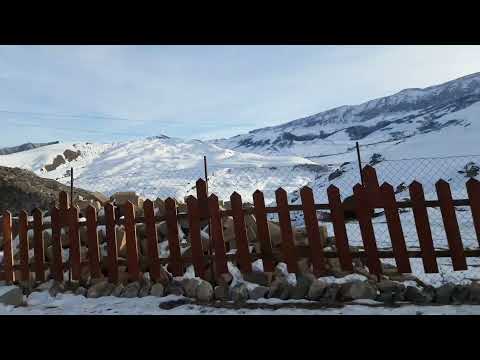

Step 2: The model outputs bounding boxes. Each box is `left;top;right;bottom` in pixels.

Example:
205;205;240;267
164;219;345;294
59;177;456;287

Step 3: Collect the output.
435;283;455;304
181;278;201;298
451;285;470;304
150;283;165;297
470;282;480;303
322;284;341;304
48;281;65;298
268;277;290;300
87;280;115;298
214;285;230;300
248;285;269;300
340;281;377;301
121;282;141;298
196;280;214;302
307;279;328;301
404;286;434;304
230;283;249;303
139;279;152;298
0;286;24;306
291;274;315;299
74;286;87;297
166;280;185;296
376;280;406;303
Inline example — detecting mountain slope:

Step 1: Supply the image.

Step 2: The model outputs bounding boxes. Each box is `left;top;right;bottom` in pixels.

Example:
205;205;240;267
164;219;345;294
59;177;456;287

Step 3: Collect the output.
0;141;60;155
213;72;480;162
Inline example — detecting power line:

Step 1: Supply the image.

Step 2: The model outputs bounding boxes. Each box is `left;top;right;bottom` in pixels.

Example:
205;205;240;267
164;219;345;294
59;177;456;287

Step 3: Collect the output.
0;109;152;123
2;119;155;138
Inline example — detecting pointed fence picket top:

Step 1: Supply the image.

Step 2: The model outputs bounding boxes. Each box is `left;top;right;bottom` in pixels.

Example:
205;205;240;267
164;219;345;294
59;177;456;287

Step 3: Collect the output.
466;178;480;246
123;201;141;281
327;185;353;272
69;206;82;281
85;205;102;279
435;179;467;270
380;182;411;273
275;187;298;273
50;207;64;281
208;194;229;277
186;195;206;279
409;181;438;273
143;199;161;282
196;178;209;220
2;211;14;283
32;208;45;282
362;165;382;208
104;203;119;283
230;192;252;273
59;191;70;211
353;183;382;275
165;198;183;276
18;210;30;281
252;190;274;272
300;186;326;276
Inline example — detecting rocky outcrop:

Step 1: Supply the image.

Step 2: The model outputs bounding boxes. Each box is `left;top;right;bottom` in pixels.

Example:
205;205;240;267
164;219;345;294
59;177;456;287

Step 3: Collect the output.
0;165;99;215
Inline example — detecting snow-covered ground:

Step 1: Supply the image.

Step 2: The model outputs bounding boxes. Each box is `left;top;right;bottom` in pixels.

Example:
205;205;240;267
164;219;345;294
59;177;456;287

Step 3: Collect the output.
1;292;480;315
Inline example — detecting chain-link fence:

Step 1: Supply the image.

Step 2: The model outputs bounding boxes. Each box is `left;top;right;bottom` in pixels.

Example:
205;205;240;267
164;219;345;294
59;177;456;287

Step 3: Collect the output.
204;153;480;252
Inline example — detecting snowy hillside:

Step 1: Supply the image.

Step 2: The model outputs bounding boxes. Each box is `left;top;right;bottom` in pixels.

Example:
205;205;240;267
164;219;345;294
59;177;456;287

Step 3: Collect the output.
0;137;315;201
213;72;480;164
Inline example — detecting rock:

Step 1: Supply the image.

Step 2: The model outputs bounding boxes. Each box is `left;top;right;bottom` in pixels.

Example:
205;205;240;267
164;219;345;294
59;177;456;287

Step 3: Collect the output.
139;279;152;298
376;280;406;303
451;285;470;304
166;280;185;296
435;283;455;304
243;271;271;287
248;285;269;300
112;283;125;297
307;279;328;301
404;286;434;304
150;283;165;297
470;282;480;304
74;286;87;296
291;274;315;299
322;284;341;304
196;280;214;302
230;283;249;303
87;280;115;298
121;282;141;298
214;285;230;300
0;286;24;306
48;281;65;297
268;277;289;300
182;278;201;298
340;280;377;300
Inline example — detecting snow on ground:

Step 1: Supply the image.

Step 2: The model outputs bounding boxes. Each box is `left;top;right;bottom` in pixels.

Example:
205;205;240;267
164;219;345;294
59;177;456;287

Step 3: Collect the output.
2;292;480;315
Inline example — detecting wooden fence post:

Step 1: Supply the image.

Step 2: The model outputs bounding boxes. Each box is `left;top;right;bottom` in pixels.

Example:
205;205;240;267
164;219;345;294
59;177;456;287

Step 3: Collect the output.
2;211;14;283
252;190;275;272
230;192;252;273
275;187;298;273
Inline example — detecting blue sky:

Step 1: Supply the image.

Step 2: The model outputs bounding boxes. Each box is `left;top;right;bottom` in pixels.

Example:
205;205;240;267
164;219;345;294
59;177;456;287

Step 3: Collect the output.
0;45;479;147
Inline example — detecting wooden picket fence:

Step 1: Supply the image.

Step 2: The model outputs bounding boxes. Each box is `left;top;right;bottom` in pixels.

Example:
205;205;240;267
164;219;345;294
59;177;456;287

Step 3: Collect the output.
1;165;480;284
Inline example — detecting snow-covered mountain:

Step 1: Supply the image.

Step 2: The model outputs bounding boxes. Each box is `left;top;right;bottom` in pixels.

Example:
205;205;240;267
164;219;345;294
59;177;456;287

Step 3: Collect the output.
0;141;59;155
0;137;317;202
213;72;480;164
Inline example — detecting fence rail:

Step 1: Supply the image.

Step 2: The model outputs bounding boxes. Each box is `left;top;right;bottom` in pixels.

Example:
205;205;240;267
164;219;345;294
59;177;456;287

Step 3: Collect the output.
1;165;480;284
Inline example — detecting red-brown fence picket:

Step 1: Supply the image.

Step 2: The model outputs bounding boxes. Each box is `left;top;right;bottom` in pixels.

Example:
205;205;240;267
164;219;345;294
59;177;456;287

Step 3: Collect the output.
300;186;326;276
252;190;275;272
143;199;161;282
327;185;353;272
165;198;183;277
33;208;45;283
104;203;118;283
466;178;480;247
275;187;298;273
124;201;141;281
380;182;411;273
18;210;29;281
50;207;64;281
86;205;102;279
230;192;252;273
436;179;468;270
3;211;14;283
208;194;229;278
409;181;439;273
